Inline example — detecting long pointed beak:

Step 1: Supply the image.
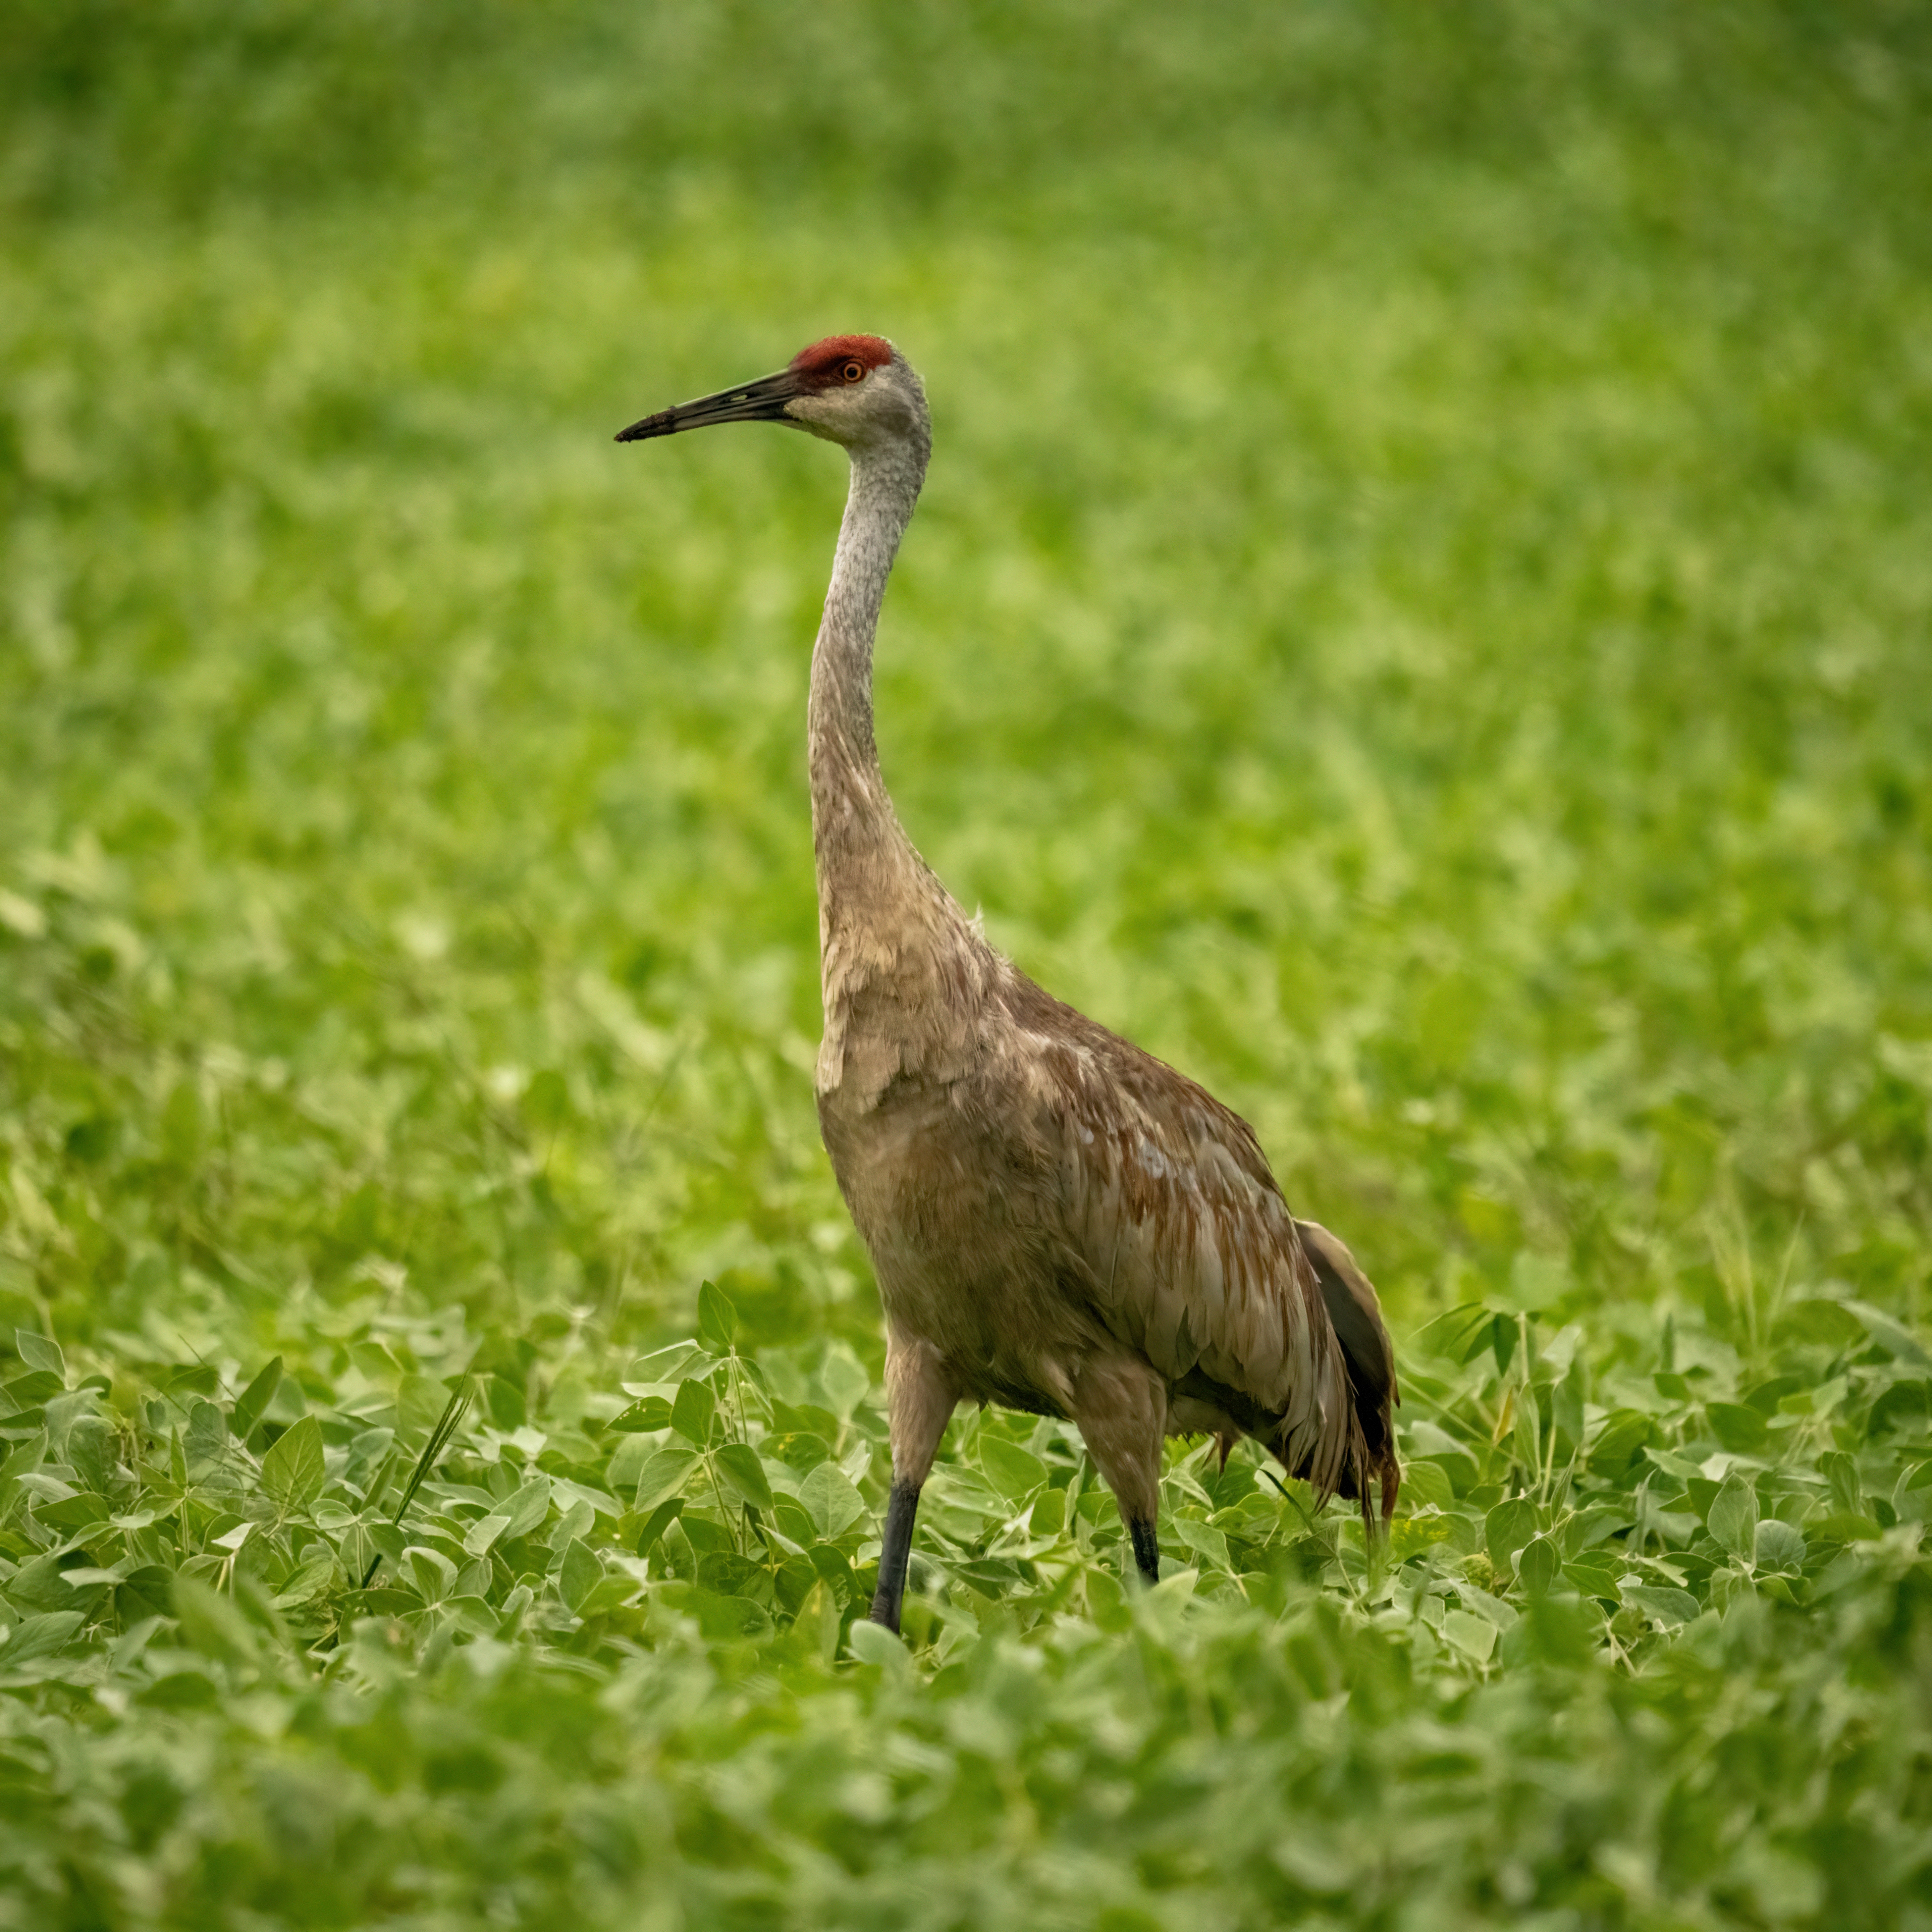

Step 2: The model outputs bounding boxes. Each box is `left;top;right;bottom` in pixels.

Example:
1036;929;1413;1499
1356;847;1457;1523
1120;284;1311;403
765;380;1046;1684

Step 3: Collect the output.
615;368;802;443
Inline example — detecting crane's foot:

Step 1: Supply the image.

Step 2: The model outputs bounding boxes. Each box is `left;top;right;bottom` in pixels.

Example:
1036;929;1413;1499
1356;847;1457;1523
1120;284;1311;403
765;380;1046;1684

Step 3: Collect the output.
868;1479;922;1632
1128;1517;1162;1585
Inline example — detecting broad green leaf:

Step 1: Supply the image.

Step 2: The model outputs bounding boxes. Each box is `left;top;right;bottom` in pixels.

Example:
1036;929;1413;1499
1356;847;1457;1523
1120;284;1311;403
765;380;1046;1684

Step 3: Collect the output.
367;1521;409;1566
12;1330;64;1379
7;1554;84;1612
1510;1596;1597;1667
550;1477;619;1522
135;1671;219;1712
1511;1393;1541;1474
799;1461;866;1540
607;1396;674;1434
0;1431;47;1498
495;1584;534;1639
1755;1519;1806;1573
1517;1535;1560;1597
1621;1582;1701;1628
1410;1304;1493;1363
1705;1402;1769;1453
557;1537;601;1613
1485;1497;1538;1572
1490;1315;1518;1377
817;1347;870;1421
1551;1360;1585;1448
1708;1473;1759;1564
1084;1568;1130;1633
7;1471;70;1518
164;1363;220;1401
336;1524;374;1589
808;1544;856;1598
272;1553;336;1608
406;1545;457;1602
548;1498;594;1550
670;1378;715;1446
260;1414;326;1513
688;1589;772;1643
1172;1516;1230;1571
1398;1459;1455;1511
0;1610;85;1667
4;1371;60;1412
847;1619;907;1667
633;1498;683;1555
634;1446;700;1513
979;1436;1049;1504
500;1476;553;1540
231;1356;284;1440
697;1280;738;1352
1845;1300;1932;1367
712;1442;773;1511
1563;1553;1622;1601
1772;1298;1868;1352
185;1400;227;1466
697;1551;771;1602
360;1586;422;1615
1587;1410;1655;1472
772;1497;818;1546
1455;1584;1517;1632
1441;1609;1497;1663
577;1574;640;1617
172;1574;258;1664
464;1513;511;1558
60;1565;124;1588
1821;1450;1862;1516
117;1566;176;1619
38;1490;110;1531
443;1595;502;1639
624;1342;708;1389
606;1433;659;1490
398;1374;455;1439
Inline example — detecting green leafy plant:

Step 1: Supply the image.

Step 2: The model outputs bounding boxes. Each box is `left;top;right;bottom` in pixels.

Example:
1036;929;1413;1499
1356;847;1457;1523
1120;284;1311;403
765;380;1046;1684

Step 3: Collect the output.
4;1;1931;1924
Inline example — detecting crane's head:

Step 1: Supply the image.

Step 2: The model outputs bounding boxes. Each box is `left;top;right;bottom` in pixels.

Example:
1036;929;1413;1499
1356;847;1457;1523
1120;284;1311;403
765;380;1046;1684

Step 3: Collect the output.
615;334;928;455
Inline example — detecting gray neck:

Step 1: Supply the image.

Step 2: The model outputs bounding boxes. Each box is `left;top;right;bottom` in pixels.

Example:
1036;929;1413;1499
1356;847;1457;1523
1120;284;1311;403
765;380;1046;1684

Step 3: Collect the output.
808;433;928;897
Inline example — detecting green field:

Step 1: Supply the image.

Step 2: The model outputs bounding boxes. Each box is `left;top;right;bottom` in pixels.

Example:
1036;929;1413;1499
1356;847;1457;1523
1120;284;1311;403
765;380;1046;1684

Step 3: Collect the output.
4;4;1932;1925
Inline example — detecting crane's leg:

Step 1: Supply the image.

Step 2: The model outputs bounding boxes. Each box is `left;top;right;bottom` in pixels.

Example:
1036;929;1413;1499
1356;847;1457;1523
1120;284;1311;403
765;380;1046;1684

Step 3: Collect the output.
1070;1353;1167;1586
869;1329;956;1633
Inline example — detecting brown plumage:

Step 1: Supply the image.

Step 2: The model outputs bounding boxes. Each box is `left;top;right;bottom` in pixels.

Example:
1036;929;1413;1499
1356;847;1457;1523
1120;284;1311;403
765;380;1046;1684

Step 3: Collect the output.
619;333;1399;1630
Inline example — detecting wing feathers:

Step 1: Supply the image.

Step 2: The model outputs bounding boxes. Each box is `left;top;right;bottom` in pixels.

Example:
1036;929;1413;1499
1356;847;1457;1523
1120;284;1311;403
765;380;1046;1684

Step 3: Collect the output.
1009;974;1398;1521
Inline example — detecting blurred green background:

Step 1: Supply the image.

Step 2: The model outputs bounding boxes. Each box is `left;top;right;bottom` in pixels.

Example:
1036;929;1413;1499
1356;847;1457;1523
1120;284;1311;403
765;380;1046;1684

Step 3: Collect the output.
4;5;1932;1926
5;0;1928;1361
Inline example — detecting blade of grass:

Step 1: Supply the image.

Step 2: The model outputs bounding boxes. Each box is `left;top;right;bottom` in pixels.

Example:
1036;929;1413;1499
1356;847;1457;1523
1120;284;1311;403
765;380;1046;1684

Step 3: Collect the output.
361;1380;473;1589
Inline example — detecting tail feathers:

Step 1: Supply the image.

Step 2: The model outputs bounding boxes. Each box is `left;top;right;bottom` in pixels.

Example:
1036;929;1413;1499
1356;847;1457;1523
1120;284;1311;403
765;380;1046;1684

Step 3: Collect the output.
1295;1218;1400;1533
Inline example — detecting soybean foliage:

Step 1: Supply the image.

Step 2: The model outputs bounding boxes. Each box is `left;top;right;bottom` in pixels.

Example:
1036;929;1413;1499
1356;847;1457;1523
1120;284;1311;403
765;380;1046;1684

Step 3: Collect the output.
4;3;1931;1928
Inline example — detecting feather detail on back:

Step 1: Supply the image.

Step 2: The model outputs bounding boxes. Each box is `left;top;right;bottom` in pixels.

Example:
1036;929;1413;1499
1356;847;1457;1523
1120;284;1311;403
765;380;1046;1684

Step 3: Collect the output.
983;963;1398;1518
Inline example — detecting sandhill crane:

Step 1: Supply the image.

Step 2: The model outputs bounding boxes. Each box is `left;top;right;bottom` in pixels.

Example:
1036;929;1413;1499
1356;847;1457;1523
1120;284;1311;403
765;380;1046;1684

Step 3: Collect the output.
619;335;1399;1632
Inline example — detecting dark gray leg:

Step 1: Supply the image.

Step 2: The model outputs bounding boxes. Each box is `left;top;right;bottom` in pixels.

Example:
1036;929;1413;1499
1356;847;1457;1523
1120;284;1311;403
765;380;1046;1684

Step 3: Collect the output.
869;1479;922;1631
1129;1516;1162;1585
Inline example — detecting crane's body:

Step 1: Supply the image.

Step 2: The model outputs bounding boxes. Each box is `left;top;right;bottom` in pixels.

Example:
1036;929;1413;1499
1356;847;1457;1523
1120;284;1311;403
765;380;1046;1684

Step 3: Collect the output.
620;334;1399;1629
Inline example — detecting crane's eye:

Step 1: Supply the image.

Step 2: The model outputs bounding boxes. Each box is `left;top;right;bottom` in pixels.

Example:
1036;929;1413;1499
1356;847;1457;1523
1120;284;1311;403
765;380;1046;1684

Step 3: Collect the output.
841;361;865;383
